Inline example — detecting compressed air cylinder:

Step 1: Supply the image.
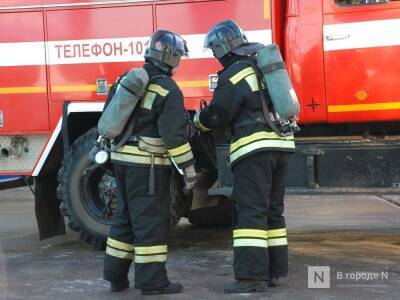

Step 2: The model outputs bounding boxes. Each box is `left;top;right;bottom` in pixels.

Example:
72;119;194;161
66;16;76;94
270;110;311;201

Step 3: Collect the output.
98;68;149;140
257;44;300;119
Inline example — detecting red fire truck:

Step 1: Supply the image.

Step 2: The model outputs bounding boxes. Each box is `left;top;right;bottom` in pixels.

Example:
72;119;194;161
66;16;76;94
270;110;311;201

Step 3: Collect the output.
1;0;399;248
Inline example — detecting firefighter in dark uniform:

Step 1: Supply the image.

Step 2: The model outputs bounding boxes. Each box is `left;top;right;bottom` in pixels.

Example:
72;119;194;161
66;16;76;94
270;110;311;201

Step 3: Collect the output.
103;30;196;295
194;20;295;293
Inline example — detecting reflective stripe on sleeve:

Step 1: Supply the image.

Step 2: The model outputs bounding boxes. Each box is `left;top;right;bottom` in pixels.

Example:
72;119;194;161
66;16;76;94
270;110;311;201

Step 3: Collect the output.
107;237;134;252
106;246;134;260
170;150;194;164
233;238;269;248
168;142;194;165
168;143;192;157
194;111;211;132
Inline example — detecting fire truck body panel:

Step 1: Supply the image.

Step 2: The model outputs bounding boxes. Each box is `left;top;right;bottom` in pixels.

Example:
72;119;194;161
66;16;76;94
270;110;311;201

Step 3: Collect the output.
285;0;328;124
323;1;400;123
0;10;49;133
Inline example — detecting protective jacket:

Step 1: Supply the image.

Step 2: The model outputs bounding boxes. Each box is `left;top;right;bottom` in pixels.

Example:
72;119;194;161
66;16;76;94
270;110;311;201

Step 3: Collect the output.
111;61;194;170
195;55;295;167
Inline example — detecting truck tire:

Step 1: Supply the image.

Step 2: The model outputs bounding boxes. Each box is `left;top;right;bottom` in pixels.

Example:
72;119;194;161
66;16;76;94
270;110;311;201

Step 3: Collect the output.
188;196;233;228
57;127;190;250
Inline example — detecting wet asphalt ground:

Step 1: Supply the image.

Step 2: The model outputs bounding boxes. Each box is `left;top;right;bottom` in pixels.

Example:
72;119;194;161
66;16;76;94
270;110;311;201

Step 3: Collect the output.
0;187;399;300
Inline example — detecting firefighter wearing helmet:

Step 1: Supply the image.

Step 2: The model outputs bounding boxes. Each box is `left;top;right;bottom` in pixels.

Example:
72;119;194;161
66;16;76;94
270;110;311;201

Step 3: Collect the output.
194;20;295;293
103;30;197;295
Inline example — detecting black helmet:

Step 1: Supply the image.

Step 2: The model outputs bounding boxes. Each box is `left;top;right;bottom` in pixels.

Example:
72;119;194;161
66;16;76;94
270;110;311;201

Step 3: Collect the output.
145;30;188;71
204;20;263;59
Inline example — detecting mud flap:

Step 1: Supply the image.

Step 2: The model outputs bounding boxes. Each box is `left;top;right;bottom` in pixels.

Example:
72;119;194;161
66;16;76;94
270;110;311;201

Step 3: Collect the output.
34;174;65;240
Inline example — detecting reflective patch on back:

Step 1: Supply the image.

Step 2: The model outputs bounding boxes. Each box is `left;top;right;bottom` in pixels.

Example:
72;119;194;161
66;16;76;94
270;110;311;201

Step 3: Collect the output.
147;84;169;97
229;67;255;85
245;73;260;92
141;91;157;110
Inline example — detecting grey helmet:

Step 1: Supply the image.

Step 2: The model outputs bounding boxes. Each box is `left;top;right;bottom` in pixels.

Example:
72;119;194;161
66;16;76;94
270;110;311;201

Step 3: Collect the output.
144;30;189;71
204;20;263;59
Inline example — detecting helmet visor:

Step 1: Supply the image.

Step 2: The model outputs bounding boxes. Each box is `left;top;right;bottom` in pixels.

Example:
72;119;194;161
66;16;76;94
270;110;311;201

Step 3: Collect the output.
174;35;189;57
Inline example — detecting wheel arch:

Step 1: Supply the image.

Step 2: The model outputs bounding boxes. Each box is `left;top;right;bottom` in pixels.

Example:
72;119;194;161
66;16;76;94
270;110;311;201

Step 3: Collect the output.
33;102;104;177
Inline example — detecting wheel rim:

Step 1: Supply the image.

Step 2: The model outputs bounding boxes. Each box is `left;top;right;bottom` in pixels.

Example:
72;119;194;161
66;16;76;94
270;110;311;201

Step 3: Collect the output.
80;163;117;225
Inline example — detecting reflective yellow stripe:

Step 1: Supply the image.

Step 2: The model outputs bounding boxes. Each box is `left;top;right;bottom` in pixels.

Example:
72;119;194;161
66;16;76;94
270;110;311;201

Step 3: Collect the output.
177;80;209;88
230;139;295;163
135;245;167;255
141;91;157;110
268;228;287;234
233;239;269;248
147;84;169;97
328;102;400;113
107;238;134;252
111;152;171;166
194;111;211;132
52;85;99;92
268;237;288;247
106;246;134;260
116;145;168;157
267;228;287;238
0;81;205;95
0;86;46;94
135;254;167;263
233;229;268;239
170;151;194;164
264;0;271;19
230;67;255;85
268;233;287;238
168;143;192;157
245;74;260;92
230;131;294;153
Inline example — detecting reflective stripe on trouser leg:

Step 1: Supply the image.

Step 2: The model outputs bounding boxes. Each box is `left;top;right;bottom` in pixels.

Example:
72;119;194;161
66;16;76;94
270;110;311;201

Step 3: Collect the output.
127;166;171;290
135;245;167;263
267;228;288;277
232;153;276;281
106;237;135;259
103;164;135;283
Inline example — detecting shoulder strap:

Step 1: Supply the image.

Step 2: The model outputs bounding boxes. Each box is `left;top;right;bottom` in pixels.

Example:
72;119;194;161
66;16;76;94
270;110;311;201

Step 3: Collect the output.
111;73;167;150
240;59;286;137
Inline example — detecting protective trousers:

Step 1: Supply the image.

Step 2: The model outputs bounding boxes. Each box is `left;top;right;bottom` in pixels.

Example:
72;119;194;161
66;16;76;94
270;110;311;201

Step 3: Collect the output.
232;151;289;280
103;164;171;289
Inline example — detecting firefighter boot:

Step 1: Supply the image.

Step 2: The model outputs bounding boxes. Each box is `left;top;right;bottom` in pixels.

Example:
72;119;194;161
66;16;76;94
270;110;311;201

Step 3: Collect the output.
224;280;268;294
141;282;183;295
110;279;129;292
268;277;280;287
